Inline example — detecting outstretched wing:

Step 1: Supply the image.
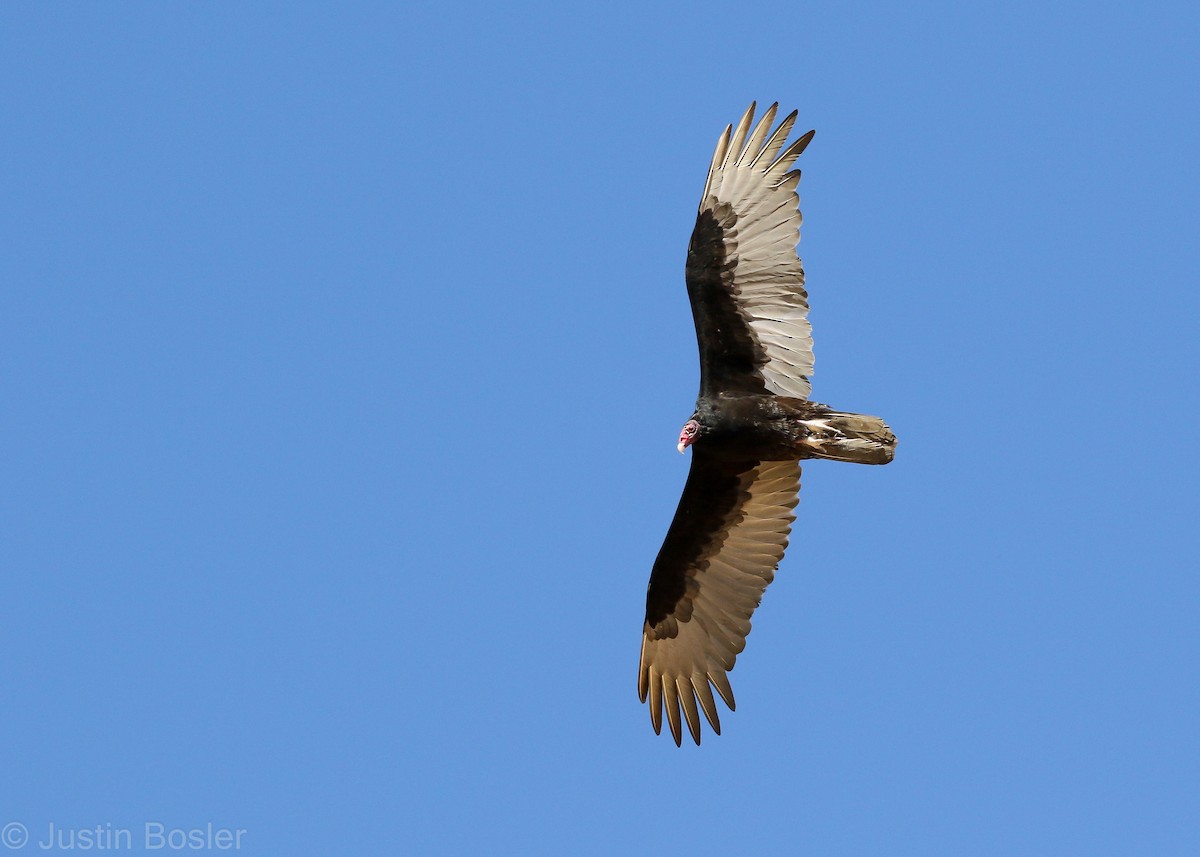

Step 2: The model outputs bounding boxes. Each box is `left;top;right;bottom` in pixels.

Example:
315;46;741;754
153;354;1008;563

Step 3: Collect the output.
686;102;815;399
639;450;801;745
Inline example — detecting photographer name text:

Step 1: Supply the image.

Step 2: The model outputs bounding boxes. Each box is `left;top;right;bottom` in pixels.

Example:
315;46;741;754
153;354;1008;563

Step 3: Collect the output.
1;821;246;851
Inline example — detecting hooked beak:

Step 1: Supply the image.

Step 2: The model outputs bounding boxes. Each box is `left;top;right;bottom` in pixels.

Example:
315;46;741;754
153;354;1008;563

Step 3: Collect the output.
677;442;687;454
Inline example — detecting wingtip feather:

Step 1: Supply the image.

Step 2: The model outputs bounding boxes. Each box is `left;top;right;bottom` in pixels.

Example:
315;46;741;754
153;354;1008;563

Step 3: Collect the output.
663;676;684;746
648;666;664;735
726;102;757;170
700;124;734;206
678;678;703;745
740;102;779;168
768;128;817;177
693;676;722;735
709;669;737;711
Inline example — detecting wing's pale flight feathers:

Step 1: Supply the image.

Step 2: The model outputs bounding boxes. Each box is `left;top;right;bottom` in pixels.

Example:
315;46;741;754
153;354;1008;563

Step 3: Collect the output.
700;124;732;204
703;104;806;211
748;108;797;170
639;456;801;745
768;129;815;182
740;103;778;170
725;102;757;171
687;102;817;400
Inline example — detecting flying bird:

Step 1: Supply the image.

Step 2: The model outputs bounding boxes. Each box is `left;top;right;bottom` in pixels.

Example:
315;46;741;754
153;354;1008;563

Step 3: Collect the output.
639;103;897;745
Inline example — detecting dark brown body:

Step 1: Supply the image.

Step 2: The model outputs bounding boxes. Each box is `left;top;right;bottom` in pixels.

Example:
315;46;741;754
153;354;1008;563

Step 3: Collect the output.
692;393;896;465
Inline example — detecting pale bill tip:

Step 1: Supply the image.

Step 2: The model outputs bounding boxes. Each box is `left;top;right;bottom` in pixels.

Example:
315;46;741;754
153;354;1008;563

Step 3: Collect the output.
677;443;687;454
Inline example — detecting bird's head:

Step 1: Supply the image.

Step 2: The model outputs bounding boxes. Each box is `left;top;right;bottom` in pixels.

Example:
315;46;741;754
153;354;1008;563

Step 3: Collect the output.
677;419;701;454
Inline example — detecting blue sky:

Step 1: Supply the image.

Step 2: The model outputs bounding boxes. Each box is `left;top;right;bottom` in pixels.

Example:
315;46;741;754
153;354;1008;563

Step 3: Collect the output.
2;2;1197;854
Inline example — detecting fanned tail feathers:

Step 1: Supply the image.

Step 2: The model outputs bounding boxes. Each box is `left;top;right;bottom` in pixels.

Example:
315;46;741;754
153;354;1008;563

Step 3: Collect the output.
798;411;896;465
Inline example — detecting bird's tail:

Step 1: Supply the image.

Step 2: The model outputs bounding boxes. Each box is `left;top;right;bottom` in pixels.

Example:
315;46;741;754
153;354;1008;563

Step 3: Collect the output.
798;410;896;465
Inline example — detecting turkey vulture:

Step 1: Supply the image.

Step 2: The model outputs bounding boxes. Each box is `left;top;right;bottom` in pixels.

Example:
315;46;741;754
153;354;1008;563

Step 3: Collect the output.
639;103;897;745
